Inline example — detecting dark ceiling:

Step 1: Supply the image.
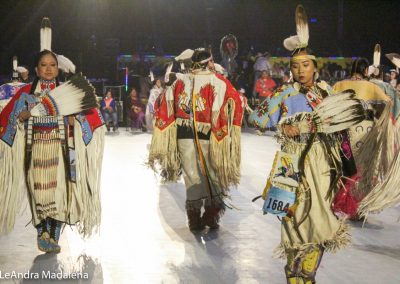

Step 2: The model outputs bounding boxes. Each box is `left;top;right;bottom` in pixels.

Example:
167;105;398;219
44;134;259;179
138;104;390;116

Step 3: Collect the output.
1;0;399;78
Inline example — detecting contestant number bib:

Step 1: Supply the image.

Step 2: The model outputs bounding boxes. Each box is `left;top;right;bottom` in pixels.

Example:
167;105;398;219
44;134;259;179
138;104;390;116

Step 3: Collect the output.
263;186;296;217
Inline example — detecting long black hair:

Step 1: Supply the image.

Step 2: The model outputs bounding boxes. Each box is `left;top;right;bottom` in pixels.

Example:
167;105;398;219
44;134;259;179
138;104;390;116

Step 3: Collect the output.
350;57;369;78
30;50;60;94
191;49;212;70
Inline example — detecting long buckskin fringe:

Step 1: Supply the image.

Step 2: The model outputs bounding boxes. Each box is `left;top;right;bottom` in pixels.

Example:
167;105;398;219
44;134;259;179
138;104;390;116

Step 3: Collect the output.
148;122;181;182
0;125;27;234
273;220;350;260
209;99;241;192
356;103;400;216
74;123;105;238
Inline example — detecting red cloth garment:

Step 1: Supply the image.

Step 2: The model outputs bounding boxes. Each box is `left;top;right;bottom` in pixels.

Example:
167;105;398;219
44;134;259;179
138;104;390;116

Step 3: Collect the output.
255;77;276;98
332;174;361;218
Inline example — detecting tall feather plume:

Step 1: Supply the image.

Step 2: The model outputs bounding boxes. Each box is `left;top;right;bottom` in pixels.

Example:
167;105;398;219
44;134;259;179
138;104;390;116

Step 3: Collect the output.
40;17;52;51
164;62;173;83
385;53;400;69
12;56;17;71
149;71;154;82
368;44;381;76
30;73;98;116
295;5;309;49
56;54;76;74
373;44;381;67
283;5;309;52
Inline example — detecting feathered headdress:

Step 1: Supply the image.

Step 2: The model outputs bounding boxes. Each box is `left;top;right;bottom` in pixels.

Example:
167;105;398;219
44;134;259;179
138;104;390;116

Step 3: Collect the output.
149;70;155;82
16;66;28;73
368;44;381;76
40;17;76;74
386;53;400;73
175;49;194;61
56;54;76;74
175;49;194;71
283;5;313;58
30;73;98;116
12;56;17;71
12;56;19;80
164;62;173;83
40;17;52;52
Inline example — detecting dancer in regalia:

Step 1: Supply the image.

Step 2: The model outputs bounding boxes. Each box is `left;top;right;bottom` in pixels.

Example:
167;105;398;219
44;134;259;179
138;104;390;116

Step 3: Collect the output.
148;48;243;231
252;6;365;283
0;17;105;253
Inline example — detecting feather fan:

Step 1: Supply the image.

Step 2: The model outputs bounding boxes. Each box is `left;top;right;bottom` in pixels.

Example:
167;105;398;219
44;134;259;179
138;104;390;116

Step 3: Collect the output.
30;73;98;116
313;90;366;133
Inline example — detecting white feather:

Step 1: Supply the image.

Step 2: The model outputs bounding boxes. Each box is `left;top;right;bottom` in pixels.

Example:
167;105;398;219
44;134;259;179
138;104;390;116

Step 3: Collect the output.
16;66;28;73
12;57;17;70
175;49;194;61
214;63;225;74
295;5;309;48
40;17;52;51
30;74;97;116
367;65;377;76
373;44;381;67
164;62;173;83
56;54;76;74
283;35;301;52
314;90;365;133
149;71;154;82
386;53;400;69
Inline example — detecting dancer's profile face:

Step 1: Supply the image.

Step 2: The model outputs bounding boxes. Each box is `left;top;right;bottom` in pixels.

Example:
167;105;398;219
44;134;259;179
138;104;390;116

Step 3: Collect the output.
291;57;315;87
36;54;59;81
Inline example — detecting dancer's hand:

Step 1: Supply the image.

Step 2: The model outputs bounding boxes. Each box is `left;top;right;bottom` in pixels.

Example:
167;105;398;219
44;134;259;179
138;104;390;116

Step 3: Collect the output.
18;110;31;122
283;125;300;137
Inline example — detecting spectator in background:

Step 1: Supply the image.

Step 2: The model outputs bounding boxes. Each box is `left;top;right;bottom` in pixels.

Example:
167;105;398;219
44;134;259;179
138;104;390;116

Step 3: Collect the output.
253;52;271;97
126;88;146;132
389;69;398;88
100;90;118;132
271;62;284;83
146;78;163;131
255;70;276;100
281;71;291;85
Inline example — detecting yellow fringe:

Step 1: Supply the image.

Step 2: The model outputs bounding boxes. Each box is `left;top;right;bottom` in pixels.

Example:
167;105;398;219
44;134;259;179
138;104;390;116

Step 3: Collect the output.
148;122;181;182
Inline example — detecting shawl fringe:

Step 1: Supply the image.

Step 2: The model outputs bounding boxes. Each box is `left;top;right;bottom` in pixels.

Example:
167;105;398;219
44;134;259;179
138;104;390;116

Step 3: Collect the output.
0;125;27;234
74;123;105;238
356;102;400;216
